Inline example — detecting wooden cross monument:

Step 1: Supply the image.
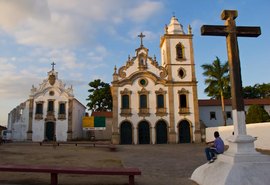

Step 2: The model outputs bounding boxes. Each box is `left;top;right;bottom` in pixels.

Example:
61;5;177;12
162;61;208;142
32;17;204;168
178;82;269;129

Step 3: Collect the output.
201;10;261;136
191;11;270;185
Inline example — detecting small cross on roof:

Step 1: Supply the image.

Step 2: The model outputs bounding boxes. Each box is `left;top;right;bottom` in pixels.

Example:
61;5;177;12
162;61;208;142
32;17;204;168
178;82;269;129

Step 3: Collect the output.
51;62;56;71
138;32;145;47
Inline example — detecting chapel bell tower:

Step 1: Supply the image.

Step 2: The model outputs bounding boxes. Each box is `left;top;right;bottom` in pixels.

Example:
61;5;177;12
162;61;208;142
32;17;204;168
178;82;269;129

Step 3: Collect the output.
160;16;201;143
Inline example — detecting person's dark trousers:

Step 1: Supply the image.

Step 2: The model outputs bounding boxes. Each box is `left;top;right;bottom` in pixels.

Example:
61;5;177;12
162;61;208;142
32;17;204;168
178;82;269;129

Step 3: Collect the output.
205;147;218;161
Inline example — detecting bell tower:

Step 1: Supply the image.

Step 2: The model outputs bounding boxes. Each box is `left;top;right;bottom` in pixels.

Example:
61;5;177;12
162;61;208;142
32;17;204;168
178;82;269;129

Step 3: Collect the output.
160;16;201;143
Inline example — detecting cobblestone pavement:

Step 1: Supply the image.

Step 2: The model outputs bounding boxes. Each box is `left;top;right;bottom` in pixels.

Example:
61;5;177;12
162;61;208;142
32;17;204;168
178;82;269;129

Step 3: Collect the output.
0;142;206;185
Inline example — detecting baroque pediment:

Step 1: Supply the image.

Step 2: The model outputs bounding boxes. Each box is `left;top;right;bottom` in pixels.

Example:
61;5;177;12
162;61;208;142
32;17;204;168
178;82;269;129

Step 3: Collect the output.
30;70;74;98
117;54;168;80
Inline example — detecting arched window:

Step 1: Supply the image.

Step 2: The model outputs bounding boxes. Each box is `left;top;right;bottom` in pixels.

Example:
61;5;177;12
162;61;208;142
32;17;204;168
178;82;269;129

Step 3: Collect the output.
48;100;54;112
180;94;187;108
155;88;167;116
36;103;43;114
120;88;132;117
122;95;129;109
178;89;190;114
157;94;164;108
138;88;150;117
59;103;66;114
176;43;184;59
140;95;147;108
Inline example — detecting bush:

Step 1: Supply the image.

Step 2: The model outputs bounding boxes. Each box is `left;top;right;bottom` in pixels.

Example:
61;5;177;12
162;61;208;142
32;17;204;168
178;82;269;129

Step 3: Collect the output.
246;105;270;124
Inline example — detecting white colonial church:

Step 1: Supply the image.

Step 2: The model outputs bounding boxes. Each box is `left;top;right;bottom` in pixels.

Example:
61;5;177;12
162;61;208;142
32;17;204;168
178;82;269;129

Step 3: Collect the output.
7;65;86;142
111;16;201;144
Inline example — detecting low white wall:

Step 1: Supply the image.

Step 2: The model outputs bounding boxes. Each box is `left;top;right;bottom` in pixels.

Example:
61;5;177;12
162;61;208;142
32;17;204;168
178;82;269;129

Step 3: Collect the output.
206;122;270;150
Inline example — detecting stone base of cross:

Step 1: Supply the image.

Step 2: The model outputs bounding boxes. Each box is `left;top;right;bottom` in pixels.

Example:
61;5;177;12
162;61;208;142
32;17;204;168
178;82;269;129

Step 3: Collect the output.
192;119;270;185
191;10;270;185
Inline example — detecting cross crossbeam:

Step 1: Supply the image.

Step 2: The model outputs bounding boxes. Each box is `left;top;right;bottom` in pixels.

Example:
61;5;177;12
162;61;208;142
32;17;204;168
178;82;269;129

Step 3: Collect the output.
201;25;261;37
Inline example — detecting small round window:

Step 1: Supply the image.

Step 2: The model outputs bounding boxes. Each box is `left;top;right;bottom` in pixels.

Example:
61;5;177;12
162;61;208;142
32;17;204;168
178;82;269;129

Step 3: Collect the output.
139;78;148;87
49;91;55;96
178;68;186;79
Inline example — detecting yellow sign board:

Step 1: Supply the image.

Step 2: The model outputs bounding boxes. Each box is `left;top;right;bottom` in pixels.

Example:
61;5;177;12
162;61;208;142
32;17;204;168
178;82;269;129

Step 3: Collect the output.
82;116;94;128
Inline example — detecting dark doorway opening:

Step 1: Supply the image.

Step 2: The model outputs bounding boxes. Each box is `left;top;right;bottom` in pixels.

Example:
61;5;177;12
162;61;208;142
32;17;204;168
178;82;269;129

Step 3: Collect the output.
138;121;150;144
45;122;55;141
179;120;191;143
120;121;132;144
156;121;167;144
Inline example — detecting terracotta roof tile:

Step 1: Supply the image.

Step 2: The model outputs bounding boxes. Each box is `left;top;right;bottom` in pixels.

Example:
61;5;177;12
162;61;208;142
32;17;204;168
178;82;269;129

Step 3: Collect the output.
91;111;113;118
198;98;270;106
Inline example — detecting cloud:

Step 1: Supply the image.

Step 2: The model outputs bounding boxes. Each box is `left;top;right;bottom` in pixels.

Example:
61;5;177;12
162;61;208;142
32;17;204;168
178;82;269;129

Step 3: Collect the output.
128;29;160;41
47;49;85;70
86;46;110;68
0;0;164;49
0;58;41;99
128;1;163;22
14;13;85;48
0;0;165;124
190;19;205;34
0;57;16;72
0;0;50;30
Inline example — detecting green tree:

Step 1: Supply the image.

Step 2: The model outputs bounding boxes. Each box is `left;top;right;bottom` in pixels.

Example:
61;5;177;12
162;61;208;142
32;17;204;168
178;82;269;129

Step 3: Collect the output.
246;104;270;124
86;79;112;111
243;85;259;99
257;83;270;98
201;57;230;126
243;83;270;99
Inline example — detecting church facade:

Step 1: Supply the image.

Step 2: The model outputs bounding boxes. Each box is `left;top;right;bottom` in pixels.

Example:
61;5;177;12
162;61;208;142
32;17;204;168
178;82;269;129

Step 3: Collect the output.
111;16;201;144
7;66;86;142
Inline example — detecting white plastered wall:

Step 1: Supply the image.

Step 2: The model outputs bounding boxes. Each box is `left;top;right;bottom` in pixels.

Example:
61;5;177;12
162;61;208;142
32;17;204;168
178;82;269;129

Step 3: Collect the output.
206;122;270;150
72;99;85;140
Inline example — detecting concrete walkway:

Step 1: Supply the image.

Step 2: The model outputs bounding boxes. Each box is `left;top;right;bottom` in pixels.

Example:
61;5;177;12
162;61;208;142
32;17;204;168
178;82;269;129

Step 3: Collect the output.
0;142;206;185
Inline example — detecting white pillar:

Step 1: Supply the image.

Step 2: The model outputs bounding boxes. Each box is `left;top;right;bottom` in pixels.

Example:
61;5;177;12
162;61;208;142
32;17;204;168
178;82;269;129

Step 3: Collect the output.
133;127;138;145
151;126;155;144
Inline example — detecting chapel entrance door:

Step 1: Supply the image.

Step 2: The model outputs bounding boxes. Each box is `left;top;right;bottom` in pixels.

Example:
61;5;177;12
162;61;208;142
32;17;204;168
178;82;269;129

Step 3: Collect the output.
120;121;132;144
138;121;150;144
45;122;55;141
156;121;167;144
179;120;191;143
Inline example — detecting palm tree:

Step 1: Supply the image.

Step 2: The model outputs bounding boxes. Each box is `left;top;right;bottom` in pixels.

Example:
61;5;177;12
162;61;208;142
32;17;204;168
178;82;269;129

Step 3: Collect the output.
201;57;230;126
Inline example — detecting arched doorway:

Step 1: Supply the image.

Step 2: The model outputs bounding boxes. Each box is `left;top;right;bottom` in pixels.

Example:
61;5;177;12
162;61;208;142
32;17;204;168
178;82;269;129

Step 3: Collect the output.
138;121;150;144
156;121;167;144
120;121;132;144
179;120;191;143
45;122;55;141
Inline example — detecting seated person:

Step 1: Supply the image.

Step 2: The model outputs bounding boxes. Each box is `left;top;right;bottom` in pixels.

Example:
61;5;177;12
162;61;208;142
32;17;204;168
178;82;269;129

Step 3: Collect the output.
205;131;224;163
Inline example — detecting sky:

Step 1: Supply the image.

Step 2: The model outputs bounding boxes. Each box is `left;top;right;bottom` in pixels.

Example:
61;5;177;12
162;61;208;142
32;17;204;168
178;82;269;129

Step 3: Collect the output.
1;0;270;126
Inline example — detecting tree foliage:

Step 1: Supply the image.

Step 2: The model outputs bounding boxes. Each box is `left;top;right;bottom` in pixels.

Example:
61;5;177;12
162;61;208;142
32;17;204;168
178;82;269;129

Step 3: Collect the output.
86;79;112;111
201;57;230;126
246;104;270;124
201;57;230;99
243;83;270;99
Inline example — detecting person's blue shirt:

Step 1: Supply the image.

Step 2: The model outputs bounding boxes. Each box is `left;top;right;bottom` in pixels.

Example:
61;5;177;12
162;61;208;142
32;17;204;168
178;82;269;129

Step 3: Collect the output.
214;137;224;153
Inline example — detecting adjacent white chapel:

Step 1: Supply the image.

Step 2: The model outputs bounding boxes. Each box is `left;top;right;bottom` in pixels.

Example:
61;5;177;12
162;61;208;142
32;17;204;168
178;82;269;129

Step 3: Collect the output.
7;64;86;142
111;16;201;144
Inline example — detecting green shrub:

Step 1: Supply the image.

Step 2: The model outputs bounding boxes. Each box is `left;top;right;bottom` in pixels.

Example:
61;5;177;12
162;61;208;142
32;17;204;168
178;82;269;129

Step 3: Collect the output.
246;104;270;124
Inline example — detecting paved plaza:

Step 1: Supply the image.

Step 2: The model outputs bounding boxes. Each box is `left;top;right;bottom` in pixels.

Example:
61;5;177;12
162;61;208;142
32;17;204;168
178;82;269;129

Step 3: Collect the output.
0;142;207;185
